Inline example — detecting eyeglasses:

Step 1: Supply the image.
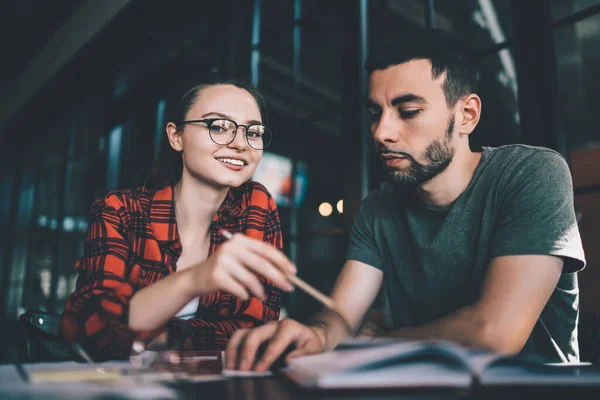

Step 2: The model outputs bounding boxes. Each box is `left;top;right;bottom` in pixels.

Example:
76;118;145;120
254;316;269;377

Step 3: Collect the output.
178;118;272;150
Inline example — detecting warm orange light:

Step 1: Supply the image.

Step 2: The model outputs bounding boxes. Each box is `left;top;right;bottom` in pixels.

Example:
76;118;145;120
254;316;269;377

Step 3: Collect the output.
319;202;333;217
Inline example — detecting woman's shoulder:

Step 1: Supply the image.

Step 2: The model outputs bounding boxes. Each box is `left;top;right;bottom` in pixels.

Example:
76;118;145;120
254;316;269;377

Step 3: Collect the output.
241;180;271;195
235;180;276;210
91;186;154;214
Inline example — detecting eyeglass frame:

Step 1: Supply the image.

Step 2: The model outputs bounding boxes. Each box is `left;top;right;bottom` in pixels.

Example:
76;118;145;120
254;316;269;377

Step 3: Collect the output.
176;118;272;150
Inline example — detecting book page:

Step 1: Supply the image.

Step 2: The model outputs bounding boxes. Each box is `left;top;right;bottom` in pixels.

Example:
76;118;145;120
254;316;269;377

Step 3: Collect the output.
285;340;475;389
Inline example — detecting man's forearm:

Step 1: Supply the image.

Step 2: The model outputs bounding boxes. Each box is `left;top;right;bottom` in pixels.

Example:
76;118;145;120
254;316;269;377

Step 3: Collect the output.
385;305;518;354
308;309;354;351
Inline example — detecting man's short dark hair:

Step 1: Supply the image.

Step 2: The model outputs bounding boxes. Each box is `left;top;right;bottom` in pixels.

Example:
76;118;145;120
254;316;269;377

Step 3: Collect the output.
365;29;479;107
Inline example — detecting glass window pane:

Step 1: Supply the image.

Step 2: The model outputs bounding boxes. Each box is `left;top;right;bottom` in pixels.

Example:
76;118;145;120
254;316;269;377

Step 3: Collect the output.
369;0;427;35
434;0;513;50
555;12;600;149
257;0;346;238
18;114;69;315
552;0;600;21
53;98;109;312
471;48;521;149
6;164;37;318
260;0;293;93
119;100;157;189
293;234;347;322
254;0;348;318
0;154;17;289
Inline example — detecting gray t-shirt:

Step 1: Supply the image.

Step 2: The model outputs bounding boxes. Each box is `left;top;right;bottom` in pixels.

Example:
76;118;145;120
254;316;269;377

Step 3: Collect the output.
347;144;586;362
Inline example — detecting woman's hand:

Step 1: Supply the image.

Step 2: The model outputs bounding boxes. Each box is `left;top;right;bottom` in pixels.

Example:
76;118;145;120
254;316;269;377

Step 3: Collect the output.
187;233;296;300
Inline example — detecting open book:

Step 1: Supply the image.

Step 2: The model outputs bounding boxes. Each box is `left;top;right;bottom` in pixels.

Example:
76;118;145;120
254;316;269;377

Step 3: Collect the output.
283;338;600;389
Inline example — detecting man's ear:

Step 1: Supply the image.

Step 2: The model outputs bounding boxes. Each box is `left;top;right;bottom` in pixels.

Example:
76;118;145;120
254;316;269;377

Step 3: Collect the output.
458;94;482;136
166;122;183;152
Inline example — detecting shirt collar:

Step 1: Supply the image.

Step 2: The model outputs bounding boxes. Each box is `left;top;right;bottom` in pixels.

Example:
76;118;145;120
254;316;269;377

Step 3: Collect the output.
149;185;179;244
149;185;246;244
220;186;245;219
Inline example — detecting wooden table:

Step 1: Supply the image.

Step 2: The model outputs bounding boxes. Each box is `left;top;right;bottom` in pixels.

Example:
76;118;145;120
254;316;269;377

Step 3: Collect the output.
2;361;600;399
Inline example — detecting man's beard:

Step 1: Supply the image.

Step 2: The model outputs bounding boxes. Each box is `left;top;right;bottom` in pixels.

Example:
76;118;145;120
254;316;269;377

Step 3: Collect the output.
379;116;455;187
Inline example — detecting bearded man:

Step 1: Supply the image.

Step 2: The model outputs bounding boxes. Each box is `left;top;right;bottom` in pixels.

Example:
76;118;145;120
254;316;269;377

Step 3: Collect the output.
226;29;586;370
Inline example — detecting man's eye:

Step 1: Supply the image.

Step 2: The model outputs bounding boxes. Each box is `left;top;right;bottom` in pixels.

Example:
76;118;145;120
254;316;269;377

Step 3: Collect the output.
368;112;381;123
400;110;421;119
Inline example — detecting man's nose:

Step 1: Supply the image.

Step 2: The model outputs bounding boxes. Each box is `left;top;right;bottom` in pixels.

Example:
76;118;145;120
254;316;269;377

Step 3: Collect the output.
372;114;400;145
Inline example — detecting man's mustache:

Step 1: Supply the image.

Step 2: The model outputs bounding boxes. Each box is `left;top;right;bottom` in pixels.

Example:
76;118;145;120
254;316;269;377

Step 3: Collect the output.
378;148;416;163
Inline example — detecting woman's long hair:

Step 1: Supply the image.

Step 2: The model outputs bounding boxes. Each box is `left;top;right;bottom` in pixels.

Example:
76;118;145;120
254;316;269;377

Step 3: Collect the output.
144;77;268;190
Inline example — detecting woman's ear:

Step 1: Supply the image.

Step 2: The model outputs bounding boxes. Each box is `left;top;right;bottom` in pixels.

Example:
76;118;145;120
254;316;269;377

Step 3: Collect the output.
458;94;482;136
166;122;183;152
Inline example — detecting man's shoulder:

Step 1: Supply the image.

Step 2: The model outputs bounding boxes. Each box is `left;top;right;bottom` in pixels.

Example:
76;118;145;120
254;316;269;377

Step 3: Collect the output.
484;144;567;168
360;182;403;212
481;144;573;201
364;182;394;202
480;144;569;183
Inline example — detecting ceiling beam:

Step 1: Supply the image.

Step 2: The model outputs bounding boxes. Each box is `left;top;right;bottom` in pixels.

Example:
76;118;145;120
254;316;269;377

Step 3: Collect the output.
0;0;131;132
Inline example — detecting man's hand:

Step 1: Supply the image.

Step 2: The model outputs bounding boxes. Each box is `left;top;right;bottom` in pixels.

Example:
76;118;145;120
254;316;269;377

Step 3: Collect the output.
224;260;384;372
225;319;326;371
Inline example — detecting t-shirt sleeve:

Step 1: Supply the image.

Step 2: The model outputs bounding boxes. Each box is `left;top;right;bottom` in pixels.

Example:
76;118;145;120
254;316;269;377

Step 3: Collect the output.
490;150;585;273
346;193;384;271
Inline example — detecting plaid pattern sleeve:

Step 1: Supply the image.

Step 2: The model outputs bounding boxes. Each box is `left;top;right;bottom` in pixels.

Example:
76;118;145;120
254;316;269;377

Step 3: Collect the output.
60;194;164;360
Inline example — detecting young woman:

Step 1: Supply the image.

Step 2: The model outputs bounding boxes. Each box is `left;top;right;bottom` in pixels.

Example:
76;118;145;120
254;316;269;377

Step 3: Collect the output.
61;79;296;360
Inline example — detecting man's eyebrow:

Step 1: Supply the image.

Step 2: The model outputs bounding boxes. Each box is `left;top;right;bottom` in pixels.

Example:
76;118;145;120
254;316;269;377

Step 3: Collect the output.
391;94;427;106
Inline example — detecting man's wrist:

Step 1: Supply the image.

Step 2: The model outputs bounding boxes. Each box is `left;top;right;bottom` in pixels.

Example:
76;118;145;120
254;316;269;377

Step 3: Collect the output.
308;322;328;351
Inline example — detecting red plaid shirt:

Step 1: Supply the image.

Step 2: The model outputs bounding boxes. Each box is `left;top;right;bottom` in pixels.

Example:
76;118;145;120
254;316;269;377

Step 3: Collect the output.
60;181;282;360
